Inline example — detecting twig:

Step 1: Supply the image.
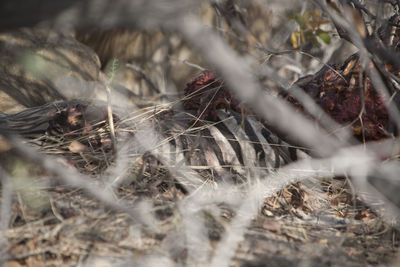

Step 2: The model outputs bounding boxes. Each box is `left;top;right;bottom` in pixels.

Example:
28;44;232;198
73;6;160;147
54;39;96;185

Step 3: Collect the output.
168;56;205;71
125;63;161;94
174;15;344;157
105;85;117;151
106;59;118;151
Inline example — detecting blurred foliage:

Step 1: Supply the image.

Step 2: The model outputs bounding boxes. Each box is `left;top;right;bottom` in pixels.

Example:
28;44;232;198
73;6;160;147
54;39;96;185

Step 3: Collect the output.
6;157;50;212
289;9;332;49
105;57;119;83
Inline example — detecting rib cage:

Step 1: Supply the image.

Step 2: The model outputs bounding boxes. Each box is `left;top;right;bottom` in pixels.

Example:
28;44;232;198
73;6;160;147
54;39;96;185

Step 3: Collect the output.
150;109;299;179
0;101;301;179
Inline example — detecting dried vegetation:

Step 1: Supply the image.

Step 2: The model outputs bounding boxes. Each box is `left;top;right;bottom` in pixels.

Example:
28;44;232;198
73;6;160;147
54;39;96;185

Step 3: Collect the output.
1;0;400;266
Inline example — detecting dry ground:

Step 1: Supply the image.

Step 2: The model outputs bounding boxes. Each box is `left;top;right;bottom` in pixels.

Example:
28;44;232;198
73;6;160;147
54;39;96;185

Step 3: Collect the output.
1;109;398;266
1;1;399;266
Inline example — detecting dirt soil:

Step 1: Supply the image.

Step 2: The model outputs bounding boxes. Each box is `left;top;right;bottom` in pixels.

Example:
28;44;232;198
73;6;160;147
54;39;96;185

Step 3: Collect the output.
1;135;398;266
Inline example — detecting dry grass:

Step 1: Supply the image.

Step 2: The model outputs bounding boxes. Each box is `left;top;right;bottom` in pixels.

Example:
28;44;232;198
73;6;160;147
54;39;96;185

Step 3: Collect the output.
1;1;400;266
1;102;398;266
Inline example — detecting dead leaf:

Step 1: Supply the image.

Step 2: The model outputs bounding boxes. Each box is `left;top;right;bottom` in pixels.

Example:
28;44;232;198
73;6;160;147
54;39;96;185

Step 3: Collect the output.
68;140;88;153
262;220;281;232
319;238;328;246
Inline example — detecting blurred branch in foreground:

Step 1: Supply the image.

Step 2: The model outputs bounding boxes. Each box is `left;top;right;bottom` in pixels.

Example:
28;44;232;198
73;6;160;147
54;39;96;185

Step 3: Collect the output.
1;0;400;266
